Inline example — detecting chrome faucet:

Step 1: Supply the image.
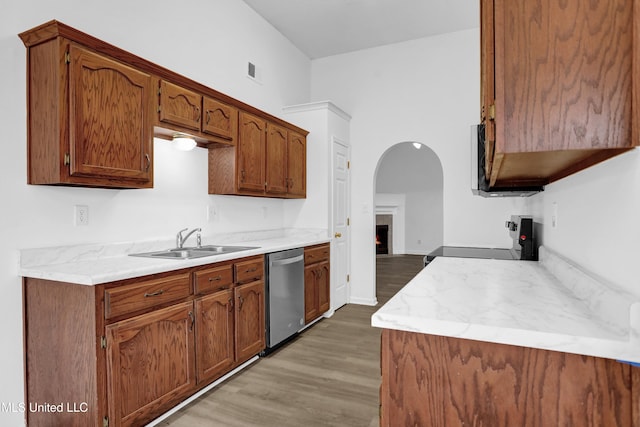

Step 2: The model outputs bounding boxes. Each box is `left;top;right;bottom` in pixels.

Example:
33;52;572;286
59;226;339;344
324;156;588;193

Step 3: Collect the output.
176;227;202;249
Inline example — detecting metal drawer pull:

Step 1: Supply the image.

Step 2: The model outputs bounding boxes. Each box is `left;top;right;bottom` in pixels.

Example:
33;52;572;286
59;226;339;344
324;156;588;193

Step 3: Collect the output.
208;275;222;282
245;267;258;273
144;289;164;297
188;311;195;331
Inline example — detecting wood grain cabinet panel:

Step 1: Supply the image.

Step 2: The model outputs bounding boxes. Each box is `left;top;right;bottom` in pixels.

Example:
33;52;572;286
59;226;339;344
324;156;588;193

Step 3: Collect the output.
20;30;154;188
104;272;191;320
69;46;153;183
193;263;233;295
481;0;639;188
237;111;267;193
266;123;289;195
234;280;265;364
234;254;265;284
195;290;235;384
202;96;238;143
158;80;202;131
106;302;196;427
380;329;637;427
304;243;331;324
287;131;307;197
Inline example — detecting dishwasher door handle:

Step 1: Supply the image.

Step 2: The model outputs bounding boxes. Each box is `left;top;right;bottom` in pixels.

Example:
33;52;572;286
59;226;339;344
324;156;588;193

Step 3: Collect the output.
270;254;304;267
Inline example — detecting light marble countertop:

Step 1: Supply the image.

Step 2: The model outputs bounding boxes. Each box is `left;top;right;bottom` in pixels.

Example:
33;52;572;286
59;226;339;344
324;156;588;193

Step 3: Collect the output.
372;247;640;363
19;228;329;285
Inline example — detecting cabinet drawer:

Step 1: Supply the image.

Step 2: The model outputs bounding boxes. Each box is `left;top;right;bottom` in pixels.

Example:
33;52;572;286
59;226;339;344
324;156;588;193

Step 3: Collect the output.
194;264;234;295
235;257;264;284
305;244;330;265
105;273;191;319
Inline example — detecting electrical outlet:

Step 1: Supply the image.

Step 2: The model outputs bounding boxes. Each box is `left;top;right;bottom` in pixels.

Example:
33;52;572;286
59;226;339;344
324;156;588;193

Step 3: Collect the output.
206;205;218;222
74;205;89;226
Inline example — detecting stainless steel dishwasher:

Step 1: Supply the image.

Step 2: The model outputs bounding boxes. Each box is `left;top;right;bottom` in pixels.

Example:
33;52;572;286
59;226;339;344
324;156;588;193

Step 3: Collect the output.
264;247;305;351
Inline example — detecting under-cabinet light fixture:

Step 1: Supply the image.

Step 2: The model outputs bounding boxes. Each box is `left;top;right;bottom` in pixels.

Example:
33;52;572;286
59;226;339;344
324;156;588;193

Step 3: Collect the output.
172;133;197;151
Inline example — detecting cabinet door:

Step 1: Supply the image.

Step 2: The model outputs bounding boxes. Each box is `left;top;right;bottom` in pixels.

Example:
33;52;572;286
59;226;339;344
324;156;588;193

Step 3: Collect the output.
68;45;152;183
487;0;635;187
195;290;235;384
304;264;318;324
202;96;237;143
480;0;495;179
287;131;306;198
106;302;196;427
237;112;266;193
317;261;330;315
158;80;202;132
234;280;265;363
265;123;288;195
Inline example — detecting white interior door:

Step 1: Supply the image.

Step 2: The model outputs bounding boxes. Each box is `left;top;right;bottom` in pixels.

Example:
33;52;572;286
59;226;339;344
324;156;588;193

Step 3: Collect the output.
332;138;350;309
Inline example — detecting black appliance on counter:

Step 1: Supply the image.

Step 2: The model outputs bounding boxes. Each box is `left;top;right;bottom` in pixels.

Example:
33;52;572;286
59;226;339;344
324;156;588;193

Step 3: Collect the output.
424;215;537;267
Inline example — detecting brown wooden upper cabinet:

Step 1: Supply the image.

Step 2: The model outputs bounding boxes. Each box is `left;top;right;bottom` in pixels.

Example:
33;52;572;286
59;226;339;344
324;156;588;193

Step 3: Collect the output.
202;96;238;142
287;130;307;197
156;80;238;146
266;122;289;195
480;0;639;188
158;80;203;132
20;26;154;188
20;20;307;193
208;111;307;198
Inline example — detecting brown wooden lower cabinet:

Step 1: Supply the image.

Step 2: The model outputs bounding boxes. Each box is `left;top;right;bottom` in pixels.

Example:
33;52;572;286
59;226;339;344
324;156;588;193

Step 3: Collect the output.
234;280;266;363
380;329;639;427
304;244;331;324
195;289;235;385
106;302;196;427
23;255;266;427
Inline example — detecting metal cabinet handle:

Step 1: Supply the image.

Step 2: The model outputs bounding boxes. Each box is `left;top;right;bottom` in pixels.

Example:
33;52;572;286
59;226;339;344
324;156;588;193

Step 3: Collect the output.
208;275;222;282
245;267;257;273
188;310;195;331
195;106;201;122
144;153;151;171
334;232;342;238
238;295;244;310
228;297;234;312
144;289;164;297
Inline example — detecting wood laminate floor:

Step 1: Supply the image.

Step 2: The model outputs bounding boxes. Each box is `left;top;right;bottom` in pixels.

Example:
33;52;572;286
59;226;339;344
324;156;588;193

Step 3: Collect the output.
159;255;424;427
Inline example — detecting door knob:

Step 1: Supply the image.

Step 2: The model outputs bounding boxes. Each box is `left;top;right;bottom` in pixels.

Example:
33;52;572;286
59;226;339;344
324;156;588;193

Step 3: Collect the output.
334;232;342;238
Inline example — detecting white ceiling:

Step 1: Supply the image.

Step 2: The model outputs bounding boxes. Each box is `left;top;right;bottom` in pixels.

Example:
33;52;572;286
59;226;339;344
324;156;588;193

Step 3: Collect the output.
241;0;480;59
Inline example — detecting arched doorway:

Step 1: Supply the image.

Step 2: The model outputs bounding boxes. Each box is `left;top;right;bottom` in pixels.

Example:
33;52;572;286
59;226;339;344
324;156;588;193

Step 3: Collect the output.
373;142;444;302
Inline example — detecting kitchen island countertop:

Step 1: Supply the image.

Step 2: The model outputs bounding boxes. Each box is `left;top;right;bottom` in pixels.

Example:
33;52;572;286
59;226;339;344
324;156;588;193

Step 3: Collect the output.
19;228;329;285
372;247;640;364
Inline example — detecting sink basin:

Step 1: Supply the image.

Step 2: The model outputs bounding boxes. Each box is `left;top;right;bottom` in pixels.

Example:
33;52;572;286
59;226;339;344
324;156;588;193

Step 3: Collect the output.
129;245;259;260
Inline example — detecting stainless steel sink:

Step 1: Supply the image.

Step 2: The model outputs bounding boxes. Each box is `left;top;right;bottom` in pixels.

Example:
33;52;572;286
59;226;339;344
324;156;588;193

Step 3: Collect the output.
129;245;259;260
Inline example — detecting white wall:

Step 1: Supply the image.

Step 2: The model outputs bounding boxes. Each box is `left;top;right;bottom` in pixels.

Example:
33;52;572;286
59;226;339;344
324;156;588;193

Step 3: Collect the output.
532;150;640;295
311;30;528;305
282;102;351;231
1;1;311;424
